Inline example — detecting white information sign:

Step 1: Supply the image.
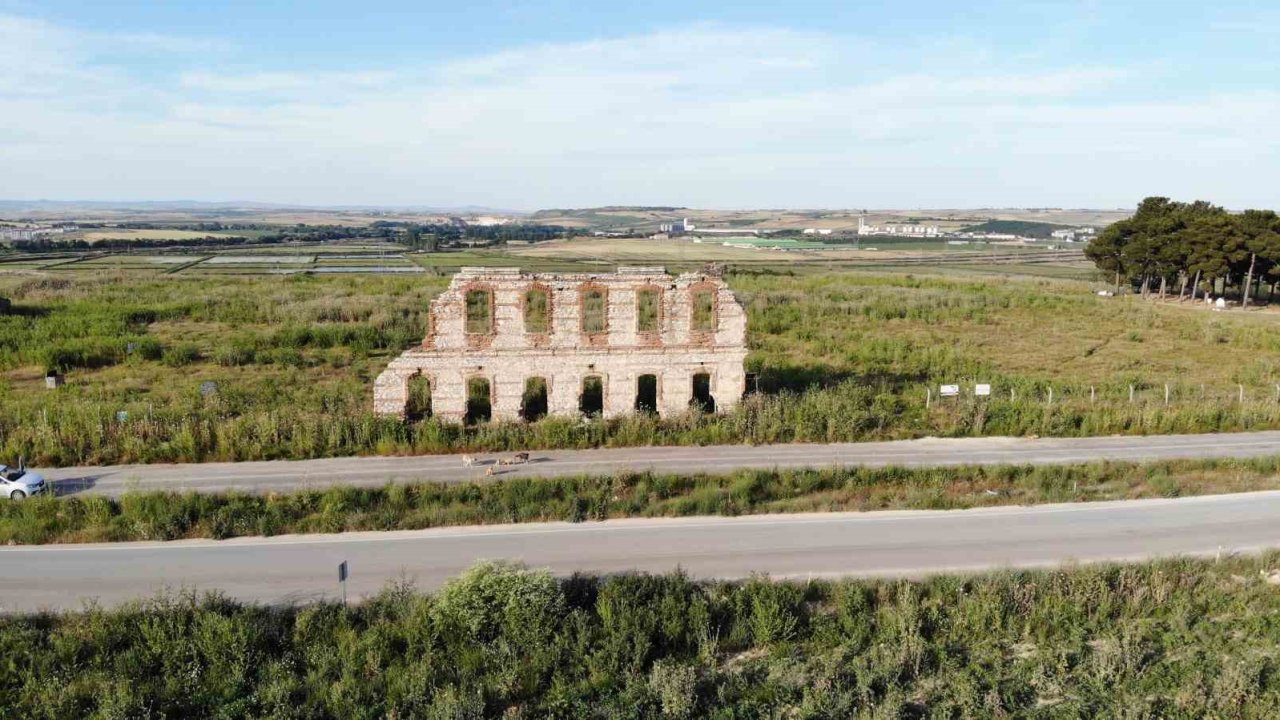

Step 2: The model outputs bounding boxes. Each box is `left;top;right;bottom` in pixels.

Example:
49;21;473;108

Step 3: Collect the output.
975;384;991;397
939;384;960;397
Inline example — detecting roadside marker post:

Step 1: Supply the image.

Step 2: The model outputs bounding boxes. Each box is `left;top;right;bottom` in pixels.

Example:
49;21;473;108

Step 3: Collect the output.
338;561;348;606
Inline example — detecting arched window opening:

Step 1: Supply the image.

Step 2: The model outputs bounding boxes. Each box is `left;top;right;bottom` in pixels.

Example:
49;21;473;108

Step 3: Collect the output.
691;289;716;333
465;289;493;335
635;374;658;414
636;288;661;333
406;374;432;422
524;288;550;334
465;377;492;424
690;373;716;413
579;375;604;417
521;377;549;422
581;288;607;334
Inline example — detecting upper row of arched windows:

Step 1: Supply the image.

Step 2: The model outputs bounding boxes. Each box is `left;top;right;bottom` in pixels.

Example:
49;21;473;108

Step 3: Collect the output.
462;286;717;336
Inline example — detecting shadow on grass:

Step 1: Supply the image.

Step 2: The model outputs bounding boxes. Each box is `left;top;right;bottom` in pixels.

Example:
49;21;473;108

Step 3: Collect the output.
753;362;929;394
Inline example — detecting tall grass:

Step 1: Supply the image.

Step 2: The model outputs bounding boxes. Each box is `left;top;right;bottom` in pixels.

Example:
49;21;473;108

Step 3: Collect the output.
5;557;1280;717
4;270;1280;465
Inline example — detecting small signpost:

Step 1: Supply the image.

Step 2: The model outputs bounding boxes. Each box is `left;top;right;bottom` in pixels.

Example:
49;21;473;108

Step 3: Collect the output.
974;384;991;397
939;384;960;398
338;561;349;605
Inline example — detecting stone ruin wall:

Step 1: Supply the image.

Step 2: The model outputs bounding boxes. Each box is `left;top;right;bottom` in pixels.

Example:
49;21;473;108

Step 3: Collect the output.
374;266;748;422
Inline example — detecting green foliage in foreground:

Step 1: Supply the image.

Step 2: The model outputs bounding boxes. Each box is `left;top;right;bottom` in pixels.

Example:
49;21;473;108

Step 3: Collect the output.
6;557;1280;718
5;457;1279;544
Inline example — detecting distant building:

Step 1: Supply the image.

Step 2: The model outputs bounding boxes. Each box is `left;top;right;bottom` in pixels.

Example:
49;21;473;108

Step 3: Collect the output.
658;218;695;234
467;216;511;227
1050;227;1098;243
802;228;833;235
1;223;79;242
0;228;35;241
856;215;939;237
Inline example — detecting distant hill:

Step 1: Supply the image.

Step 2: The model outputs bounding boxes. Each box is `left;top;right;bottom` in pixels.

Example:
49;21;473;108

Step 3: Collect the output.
0;200;521;215
958;220;1075;239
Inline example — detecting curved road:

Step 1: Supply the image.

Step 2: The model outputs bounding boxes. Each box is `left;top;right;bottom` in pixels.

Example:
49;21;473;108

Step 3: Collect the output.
4;491;1280;612
40;431;1280;497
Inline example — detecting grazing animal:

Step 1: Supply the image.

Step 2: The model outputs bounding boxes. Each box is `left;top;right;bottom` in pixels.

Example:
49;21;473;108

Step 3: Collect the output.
462;455;475;467
499;452;530;466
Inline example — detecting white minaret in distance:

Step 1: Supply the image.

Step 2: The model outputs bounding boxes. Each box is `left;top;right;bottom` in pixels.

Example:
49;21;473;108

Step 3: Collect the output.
858;215;866;235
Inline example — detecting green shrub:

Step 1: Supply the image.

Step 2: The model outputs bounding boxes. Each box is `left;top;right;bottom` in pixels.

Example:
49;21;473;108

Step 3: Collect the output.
161;342;200;367
6;558;1280;717
431;561;566;647
214;337;256;366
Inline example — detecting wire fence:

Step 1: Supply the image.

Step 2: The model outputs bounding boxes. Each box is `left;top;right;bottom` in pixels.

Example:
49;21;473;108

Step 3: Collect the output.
925;382;1280;408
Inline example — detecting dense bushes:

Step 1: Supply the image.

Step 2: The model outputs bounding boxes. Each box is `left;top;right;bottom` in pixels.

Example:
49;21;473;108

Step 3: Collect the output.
6;558;1280;717
5;457;1278;544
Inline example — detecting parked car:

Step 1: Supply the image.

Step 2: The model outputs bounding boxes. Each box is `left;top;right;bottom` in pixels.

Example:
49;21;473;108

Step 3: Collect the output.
1;464;46;500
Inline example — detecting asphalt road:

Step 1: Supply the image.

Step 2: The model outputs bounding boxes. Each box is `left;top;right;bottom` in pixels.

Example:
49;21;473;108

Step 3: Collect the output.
4;491;1280;612
38;431;1280;498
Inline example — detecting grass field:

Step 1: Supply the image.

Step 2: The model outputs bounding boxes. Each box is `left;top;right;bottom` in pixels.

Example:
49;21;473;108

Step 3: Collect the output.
3;265;1280;465
5;555;1280;717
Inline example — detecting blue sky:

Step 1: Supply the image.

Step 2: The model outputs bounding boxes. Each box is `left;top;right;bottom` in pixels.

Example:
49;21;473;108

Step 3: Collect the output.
1;1;1277;209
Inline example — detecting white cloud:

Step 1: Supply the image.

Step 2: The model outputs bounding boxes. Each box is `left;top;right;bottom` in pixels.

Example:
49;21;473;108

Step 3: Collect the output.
180;70;398;96
0;14;1276;209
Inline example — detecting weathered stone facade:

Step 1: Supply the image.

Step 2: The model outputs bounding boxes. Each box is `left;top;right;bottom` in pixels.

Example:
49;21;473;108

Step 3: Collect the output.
374;266;748;422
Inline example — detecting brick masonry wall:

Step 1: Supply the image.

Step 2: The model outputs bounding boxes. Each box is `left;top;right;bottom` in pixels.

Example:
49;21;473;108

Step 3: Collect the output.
374;267;748;421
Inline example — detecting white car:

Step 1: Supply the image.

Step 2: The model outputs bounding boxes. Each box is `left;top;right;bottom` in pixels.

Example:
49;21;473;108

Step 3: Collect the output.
1;464;47;500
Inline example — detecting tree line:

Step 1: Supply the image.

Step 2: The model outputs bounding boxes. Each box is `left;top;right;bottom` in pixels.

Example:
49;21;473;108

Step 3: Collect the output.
1086;196;1280;305
395;222;573;250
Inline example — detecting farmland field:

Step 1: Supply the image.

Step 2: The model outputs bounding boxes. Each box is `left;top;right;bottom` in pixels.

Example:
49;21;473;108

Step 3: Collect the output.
80;229;248;242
